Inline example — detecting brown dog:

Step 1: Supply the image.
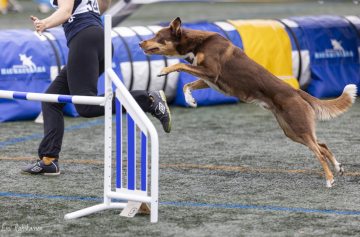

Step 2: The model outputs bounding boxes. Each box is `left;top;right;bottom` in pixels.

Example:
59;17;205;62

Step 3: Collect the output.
139;17;357;187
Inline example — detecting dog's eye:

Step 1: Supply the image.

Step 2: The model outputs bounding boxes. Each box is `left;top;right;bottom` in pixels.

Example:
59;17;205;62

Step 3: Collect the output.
157;34;160;38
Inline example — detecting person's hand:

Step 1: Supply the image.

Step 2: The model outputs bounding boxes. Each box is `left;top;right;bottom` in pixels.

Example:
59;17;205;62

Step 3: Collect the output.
31;15;46;36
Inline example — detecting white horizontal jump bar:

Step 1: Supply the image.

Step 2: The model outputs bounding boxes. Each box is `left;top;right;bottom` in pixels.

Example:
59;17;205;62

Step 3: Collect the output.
0;90;105;106
106;191;152;203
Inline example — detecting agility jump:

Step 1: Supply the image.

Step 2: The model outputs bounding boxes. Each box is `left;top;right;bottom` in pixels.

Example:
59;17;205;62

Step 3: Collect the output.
0;15;159;223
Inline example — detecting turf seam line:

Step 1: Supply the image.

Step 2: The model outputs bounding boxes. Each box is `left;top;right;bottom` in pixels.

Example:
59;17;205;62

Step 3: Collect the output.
1;156;360;176
1;192;359;216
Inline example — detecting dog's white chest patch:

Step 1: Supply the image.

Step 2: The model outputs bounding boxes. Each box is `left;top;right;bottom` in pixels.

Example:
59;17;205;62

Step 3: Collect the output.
250;99;270;110
202;80;228;96
192;55;198;66
165;52;199;65
166;52;195;61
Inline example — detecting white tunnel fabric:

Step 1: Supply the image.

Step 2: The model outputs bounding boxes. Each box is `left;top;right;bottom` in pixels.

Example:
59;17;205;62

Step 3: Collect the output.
119;59;180;99
214;21;237;32
345;15;360;25
344;16;360;63
280;18;311;91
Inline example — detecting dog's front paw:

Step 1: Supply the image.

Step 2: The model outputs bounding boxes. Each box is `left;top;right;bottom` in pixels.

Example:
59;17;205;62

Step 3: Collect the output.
185;93;197;108
187;98;197;108
157;69;169;77
326;179;335;188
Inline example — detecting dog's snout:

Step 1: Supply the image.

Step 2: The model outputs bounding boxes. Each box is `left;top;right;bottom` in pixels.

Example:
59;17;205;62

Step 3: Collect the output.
139;41;144;47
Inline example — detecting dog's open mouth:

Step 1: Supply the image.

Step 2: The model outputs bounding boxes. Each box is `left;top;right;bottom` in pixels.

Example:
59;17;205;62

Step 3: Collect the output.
144;48;159;54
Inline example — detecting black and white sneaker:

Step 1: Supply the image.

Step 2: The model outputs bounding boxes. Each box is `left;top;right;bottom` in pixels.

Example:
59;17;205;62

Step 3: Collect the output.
21;157;60;175
149;90;172;133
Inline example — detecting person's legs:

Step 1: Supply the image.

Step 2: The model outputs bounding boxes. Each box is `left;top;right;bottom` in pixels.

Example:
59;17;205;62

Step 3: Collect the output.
38;67;69;159
122;90;153;113
112;90;171;133
21;67;69;175
148;90;172;133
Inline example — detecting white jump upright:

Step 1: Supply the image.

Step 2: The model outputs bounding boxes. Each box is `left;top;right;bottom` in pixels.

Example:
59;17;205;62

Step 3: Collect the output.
0;15;159;223
64;15;159;223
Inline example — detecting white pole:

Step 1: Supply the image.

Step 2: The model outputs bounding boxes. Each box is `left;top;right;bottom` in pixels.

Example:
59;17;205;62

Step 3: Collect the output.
0;91;104;105
150;129;159;223
103;15;113;206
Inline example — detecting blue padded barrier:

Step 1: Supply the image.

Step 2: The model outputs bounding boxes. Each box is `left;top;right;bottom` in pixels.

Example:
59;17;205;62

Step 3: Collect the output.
0;30;52;122
289;15;360;98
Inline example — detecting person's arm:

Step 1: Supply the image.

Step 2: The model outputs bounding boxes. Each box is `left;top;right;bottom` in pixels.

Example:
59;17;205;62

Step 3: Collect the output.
31;0;74;36
98;0;111;16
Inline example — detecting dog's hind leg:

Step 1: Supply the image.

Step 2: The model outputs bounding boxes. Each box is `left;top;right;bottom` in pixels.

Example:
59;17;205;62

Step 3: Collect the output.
318;142;344;176
272;110;306;145
305;137;335;187
272;103;335;187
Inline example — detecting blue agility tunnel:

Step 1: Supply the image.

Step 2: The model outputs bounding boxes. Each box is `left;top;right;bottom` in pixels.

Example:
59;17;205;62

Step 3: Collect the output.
288;15;360;98
0;15;360;122
0;30;53;122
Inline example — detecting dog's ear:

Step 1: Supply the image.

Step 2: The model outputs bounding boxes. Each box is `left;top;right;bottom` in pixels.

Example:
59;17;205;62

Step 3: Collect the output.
169;17;182;38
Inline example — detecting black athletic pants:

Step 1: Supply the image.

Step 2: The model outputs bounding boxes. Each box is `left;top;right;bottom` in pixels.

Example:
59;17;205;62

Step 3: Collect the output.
38;25;152;159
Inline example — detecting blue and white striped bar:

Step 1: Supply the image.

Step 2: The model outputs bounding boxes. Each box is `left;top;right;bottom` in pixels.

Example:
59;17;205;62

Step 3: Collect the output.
0;90;105;106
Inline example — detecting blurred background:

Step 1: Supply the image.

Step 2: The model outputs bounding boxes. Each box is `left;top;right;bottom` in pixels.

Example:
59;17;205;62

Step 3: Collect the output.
0;0;359;30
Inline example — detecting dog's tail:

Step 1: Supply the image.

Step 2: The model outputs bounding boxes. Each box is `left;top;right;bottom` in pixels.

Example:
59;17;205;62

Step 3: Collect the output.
297;84;357;121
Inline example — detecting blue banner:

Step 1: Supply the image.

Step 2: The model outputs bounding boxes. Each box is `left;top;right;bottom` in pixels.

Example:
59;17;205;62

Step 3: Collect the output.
290;15;360;98
0;30;52;122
